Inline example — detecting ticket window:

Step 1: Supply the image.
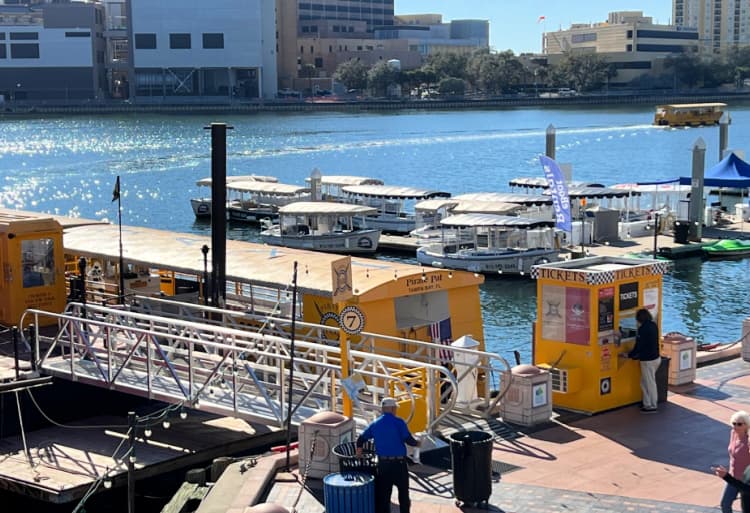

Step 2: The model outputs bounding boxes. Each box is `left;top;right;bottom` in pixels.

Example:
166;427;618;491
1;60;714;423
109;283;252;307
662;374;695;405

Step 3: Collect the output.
21;237;56;289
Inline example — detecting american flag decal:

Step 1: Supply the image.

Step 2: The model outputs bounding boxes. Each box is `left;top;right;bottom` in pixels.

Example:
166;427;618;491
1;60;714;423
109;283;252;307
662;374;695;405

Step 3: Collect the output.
430;318;453;364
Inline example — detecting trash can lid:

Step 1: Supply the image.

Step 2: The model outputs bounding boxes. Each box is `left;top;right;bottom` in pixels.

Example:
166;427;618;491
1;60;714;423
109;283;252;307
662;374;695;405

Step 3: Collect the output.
246;504;290;513
303;411;349;425
323;472;374;486
511;364;543;376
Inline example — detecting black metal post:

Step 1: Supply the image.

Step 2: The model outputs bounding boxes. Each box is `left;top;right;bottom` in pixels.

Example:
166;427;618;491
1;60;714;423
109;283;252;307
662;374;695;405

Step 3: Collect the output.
117;180;125;304
127;411;136;513
285;261;298;471
12;326;19;381
205;123;232;308
653;212;660;259
201;244;210;306
580;200;586;257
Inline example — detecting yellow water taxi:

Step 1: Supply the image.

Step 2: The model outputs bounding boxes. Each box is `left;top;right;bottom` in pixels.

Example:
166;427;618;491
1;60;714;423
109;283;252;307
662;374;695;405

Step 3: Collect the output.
653;102;726;127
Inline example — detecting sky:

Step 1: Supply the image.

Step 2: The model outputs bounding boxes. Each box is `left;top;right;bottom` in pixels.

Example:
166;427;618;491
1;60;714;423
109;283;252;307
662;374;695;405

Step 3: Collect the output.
395;1;673;54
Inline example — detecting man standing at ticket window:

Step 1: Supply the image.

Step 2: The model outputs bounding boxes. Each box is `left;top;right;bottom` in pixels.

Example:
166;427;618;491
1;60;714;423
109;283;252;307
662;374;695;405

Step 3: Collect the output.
356;397;420;513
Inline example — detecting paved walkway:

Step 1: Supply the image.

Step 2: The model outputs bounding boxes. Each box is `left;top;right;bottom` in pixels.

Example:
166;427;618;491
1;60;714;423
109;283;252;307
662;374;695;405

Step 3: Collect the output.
259;356;750;513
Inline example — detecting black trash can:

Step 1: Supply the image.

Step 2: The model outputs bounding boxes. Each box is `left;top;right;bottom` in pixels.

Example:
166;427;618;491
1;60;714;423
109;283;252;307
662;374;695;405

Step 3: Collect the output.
332;441;377;476
673;221;690;244
656;356;670;403
449;430;493;507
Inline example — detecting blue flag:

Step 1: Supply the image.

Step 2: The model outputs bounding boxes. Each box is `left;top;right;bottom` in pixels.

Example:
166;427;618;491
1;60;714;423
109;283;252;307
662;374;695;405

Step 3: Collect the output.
539;155;572;232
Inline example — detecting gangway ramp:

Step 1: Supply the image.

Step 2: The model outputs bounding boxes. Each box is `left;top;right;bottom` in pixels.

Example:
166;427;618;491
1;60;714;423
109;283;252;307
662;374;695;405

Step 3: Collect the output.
22;302;500;432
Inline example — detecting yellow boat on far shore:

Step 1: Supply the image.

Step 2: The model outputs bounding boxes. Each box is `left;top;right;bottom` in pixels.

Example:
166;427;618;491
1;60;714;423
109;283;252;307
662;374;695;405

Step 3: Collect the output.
653;102;726;127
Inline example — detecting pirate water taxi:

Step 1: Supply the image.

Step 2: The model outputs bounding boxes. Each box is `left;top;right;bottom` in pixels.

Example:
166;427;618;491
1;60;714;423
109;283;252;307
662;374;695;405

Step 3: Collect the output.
653;102;726;127
259;201;381;254
225;180;310;224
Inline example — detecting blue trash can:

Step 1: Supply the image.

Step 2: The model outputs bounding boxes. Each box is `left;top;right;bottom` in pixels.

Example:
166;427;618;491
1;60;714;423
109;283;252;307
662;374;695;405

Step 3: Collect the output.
323;472;374;513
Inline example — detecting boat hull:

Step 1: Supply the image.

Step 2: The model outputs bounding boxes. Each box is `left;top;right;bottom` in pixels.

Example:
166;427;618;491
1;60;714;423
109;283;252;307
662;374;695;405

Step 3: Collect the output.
261;229;381;254
353;215;415;234
227;206;278;224
191;198;211;219
416;246;561;275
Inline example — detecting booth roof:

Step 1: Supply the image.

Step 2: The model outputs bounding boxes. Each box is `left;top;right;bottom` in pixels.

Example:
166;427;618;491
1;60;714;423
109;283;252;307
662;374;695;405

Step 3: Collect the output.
679;152;750;188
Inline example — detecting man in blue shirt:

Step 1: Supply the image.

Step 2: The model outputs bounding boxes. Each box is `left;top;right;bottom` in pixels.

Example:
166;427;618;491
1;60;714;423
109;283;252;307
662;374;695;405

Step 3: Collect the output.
356;397;420;513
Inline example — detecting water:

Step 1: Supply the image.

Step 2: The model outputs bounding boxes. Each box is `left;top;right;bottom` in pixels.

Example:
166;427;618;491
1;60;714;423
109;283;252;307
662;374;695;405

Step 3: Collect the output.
1;105;749;363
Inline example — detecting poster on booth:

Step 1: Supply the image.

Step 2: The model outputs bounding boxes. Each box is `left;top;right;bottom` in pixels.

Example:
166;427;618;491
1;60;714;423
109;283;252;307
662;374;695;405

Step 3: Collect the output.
541;285;590;344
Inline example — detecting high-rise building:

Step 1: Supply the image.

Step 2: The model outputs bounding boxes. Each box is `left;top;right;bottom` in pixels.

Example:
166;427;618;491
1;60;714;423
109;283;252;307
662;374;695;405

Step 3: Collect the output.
297;0;394;33
673;0;750;52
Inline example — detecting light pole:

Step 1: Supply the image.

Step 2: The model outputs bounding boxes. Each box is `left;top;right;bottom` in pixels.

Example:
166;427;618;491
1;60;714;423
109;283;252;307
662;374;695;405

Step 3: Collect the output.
652;212;660;259
14;82;21;102
201;244;209;306
579;198;587;257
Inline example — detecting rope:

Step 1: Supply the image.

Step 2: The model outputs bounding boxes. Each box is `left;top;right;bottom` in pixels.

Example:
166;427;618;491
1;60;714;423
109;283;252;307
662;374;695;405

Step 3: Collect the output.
291;430;318;513
15;391;33;468
26;389;128;429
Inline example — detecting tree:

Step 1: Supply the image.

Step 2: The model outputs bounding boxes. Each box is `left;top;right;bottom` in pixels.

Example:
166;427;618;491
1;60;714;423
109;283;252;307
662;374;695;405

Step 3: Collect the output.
466;50;524;95
333;59;369;91
367;61;400;97
550;53;611;92
437;77;466;97
300;63;317;95
425;52;469;80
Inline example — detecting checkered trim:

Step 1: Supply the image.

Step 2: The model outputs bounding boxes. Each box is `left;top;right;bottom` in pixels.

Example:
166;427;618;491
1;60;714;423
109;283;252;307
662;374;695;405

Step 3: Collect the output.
587;271;614;285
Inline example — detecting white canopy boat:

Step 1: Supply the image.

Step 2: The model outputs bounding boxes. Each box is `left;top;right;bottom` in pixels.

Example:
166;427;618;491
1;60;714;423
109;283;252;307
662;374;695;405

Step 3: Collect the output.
226;181;310;223
411;199;528;243
259;201;381;254
305;175;384;201
190;175;278;219
342;184;451;234
416;213;562;275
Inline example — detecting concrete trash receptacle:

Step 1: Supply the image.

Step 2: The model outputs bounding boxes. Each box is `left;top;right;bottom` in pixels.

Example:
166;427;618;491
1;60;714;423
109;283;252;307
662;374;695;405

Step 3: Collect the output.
499;364;552;426
298;411;354;479
661;333;696;385
742;317;750;362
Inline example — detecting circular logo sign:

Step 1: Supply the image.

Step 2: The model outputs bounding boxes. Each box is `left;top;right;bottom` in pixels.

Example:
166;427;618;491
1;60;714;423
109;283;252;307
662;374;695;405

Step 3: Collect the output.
339;306;365;335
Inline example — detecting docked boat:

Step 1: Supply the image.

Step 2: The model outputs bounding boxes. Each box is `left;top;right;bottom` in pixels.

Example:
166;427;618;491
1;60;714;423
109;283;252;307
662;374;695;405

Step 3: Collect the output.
416;213;562;275
342;185;451;234
226;180;310;224
305;175;384;201
411;199;528;243
653;102;726;127
259;201;381;254
703;239;750;259
190;175;278;219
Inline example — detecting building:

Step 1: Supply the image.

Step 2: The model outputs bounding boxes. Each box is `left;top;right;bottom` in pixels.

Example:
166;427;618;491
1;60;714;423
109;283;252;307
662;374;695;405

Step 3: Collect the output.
127;0;277;101
542;11;699;86
673;0;750;53
297;0;394;32
0;2;107;102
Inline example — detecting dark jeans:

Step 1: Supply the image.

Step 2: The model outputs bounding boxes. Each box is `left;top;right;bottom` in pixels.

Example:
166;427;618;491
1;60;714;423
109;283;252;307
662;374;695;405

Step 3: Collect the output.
376;459;410;513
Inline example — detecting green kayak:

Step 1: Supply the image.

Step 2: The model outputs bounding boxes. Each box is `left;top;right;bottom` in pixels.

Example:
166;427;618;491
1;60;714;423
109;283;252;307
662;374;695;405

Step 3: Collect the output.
703;239;750;259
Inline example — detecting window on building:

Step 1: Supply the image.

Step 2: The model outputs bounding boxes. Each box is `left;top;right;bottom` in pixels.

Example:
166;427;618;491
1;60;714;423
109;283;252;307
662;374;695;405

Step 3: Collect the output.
302;26;309;33
203;33;224;49
21;238;55;289
65;31;90;38
0;33;4;40
10;43;39;59
300;45;304;53
10;32;38;40
349;27;354;32
0;45;5;59
314;57;323;68
333;25;340;32
310;25;318;32
310;45;314;53
170;33;191;49
329;45;332;52
134;33;156;49
627;30;633;39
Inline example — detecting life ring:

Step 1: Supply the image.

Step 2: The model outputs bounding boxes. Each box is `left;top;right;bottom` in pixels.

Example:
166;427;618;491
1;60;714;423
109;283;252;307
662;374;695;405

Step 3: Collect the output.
534;257;551;266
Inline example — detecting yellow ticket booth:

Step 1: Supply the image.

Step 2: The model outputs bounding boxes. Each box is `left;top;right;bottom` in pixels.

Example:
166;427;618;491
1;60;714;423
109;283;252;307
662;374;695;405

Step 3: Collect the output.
0;212;67;327
531;256;671;414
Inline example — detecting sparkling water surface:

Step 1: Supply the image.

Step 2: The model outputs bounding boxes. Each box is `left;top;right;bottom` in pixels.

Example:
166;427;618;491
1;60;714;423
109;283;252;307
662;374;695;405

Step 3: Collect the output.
1;105;749;362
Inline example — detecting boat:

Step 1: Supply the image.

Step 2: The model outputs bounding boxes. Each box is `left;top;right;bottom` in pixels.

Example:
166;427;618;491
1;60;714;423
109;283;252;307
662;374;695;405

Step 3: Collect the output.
259;201;381;254
702;239;750;259
190;175;278;219
342;185;451;234
416;213;562;275
305;175;384;201
226;180;310;223
653;102;726;127
411;199;527;243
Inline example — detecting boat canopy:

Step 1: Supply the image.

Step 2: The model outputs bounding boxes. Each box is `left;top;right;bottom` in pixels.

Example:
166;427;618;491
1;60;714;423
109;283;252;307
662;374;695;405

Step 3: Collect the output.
564;186;639;199
611;183;691;193
451;201;525;215
306;175;384;186
440;213;555;229
227;181;310;195
508;177;605;189
454;192;552;206
277;201;377;216
657;102;727;110
342;185;451;199
195;175;278;187
61;224;445;298
414;199;460;212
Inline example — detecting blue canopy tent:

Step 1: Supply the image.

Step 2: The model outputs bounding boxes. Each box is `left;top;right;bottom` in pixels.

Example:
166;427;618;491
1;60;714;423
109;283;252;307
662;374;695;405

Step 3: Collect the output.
679;152;750;188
